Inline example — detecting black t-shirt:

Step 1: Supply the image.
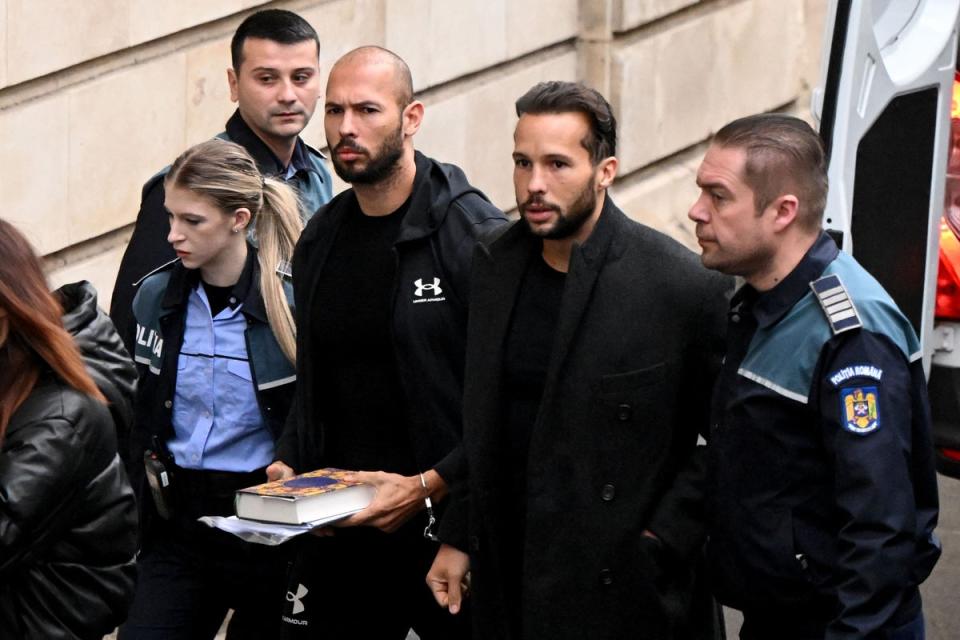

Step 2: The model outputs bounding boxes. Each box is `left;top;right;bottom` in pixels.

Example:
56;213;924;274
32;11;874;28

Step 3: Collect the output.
201;280;236;317
501;251;566;628
308;195;418;474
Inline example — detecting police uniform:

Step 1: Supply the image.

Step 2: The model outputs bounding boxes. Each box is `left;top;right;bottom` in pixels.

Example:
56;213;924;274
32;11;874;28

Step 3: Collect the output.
120;248;295;640
707;232;940;639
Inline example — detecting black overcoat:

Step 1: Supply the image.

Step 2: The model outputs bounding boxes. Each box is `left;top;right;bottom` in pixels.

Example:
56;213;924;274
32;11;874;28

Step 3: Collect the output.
445;197;732;639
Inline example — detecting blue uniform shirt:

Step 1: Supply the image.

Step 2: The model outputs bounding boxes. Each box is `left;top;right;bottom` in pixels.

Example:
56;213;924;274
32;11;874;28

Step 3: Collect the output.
169;283;274;471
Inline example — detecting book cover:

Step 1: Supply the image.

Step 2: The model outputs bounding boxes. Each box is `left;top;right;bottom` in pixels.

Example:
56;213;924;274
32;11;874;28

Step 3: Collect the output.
235;468;375;525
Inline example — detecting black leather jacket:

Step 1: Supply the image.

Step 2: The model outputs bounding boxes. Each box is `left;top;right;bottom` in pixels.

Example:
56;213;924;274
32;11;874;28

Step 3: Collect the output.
0;282;138;639
59;281;138;469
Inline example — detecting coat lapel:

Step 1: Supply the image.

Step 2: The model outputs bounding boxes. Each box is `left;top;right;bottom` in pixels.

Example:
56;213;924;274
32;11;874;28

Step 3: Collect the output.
539;196;622;409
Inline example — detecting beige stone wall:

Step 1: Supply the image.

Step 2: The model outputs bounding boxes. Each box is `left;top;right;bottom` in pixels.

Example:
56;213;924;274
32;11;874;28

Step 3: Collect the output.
0;0;827;308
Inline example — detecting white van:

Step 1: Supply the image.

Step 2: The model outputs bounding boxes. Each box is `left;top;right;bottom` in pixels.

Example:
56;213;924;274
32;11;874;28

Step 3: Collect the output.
814;0;960;476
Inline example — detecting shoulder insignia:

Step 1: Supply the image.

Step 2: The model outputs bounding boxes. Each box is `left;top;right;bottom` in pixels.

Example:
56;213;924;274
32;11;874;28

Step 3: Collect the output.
276;259;293;280
133;257;181;287
840;386;880;435
810;274;861;335
828;364;883;387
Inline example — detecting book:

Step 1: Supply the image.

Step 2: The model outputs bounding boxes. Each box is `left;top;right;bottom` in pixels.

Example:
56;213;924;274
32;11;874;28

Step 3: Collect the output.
235;468;376;525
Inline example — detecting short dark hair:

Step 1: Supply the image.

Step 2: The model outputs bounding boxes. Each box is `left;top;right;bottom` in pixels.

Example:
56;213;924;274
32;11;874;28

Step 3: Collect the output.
231;9;320;71
515;81;617;165
713;113;828;231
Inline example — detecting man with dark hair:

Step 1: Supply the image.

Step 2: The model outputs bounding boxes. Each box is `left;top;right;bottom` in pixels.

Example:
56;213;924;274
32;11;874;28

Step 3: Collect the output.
426;80;731;639
709;113;828;232
229;8;320;69
110;8;332;356
268;46;506;639
690;113;940;639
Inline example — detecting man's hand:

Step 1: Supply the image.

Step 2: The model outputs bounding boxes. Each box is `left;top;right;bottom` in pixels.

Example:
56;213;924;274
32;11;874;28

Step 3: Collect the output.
426;544;470;614
265;460;295;482
337;469;447;533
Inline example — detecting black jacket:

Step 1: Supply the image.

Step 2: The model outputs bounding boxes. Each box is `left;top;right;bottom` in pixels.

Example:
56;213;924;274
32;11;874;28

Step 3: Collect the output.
707;233;940;637
276;151;507;484
444;198;732;640
58;281;138;468
0;283;138;639
130;249;296;527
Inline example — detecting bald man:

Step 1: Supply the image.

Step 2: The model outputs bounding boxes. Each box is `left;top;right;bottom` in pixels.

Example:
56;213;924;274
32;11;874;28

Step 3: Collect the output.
270;47;506;638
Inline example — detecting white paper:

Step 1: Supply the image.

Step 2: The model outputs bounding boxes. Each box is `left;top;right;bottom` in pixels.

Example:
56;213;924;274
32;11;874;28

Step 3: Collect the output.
198;508;362;546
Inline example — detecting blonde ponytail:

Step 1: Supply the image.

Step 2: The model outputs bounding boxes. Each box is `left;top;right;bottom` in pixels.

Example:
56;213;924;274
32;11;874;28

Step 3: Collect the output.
256;178;302;363
165;139;304;364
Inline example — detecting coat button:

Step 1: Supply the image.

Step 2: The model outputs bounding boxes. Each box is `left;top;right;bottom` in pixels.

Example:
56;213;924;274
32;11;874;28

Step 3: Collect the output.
731;312;741;323
599;568;613;586
601;483;616;502
163;400;172;409
617;403;632;421
469;535;480;552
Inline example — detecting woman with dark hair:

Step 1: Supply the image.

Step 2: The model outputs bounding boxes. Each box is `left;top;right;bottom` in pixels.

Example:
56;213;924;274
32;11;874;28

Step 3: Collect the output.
120;139;303;639
0;218;138;639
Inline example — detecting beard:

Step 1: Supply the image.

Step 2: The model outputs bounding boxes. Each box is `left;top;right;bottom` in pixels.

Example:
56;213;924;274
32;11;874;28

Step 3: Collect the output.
519;179;597;240
331;124;404;185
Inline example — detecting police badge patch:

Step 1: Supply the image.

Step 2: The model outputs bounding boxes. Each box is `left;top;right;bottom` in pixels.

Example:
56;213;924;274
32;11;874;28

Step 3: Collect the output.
840;387;880;435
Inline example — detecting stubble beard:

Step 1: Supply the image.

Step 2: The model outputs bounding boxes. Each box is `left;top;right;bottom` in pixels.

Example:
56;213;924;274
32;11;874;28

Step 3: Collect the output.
521;179;598;240
331;124;405;186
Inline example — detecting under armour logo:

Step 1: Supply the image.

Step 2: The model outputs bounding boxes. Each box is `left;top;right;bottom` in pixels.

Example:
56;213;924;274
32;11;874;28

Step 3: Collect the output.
286;583;308;615
414;277;442;297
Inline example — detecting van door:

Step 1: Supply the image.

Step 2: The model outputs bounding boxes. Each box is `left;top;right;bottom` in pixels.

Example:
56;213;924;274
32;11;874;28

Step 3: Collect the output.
815;0;960;473
815;0;959;370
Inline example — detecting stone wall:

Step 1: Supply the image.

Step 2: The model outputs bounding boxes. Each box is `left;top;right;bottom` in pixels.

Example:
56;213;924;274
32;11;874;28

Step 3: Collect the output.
0;0;827;306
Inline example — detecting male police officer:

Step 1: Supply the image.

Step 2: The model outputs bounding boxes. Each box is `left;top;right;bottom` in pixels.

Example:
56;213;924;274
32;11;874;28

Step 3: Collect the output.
110;9;332;355
427;81;730;640
268;47;506;638
689;113;940;639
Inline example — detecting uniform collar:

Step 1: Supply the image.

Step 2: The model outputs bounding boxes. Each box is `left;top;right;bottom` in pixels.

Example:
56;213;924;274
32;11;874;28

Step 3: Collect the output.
224;109;324;178
743;231;839;328
161;243;265;321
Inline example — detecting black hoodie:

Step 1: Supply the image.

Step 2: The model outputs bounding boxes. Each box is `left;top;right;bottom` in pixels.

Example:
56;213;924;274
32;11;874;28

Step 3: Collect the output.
277;151;507;488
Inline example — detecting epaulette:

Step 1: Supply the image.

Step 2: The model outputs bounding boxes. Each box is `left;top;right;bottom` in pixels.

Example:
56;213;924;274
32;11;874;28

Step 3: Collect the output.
132;257;181;287
276;259;293;279
810;274;862;335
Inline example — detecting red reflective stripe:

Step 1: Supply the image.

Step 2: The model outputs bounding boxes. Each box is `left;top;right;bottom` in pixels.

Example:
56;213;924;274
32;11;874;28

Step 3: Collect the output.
939;447;960;462
936;223;960;320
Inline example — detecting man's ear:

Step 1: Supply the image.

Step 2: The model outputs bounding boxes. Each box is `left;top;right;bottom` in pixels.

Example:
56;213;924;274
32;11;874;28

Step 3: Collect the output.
227;67;239;103
402;101;424;138
596;156;619;190
770;194;800;232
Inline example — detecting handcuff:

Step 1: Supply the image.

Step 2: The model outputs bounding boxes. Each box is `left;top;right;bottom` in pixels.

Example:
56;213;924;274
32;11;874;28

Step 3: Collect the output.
420;472;439;542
